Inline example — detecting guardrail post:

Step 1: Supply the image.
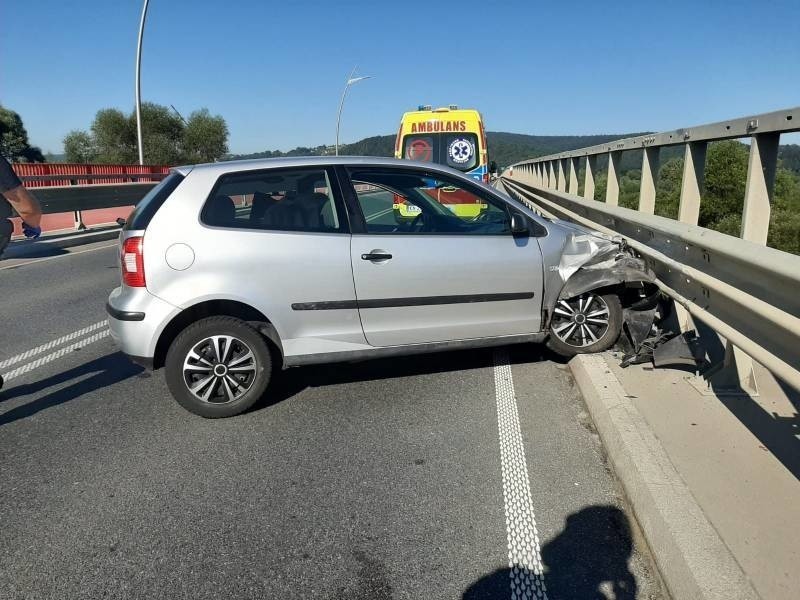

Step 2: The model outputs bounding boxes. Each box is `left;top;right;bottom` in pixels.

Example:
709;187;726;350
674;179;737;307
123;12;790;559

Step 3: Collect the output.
678;142;707;226
534;163;542;186
672;141;707;332
568;157;579;195
709;132;780;396
605;150;622;205
549;161;557;190
73;210;86;230
639;147;660;214
557;159;567;192
583;155;597;200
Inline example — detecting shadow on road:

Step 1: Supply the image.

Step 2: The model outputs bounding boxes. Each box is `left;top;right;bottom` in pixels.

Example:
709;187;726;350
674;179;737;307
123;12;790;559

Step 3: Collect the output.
0;352;142;426
255;342;564;413
463;505;638;600
0;242;69;262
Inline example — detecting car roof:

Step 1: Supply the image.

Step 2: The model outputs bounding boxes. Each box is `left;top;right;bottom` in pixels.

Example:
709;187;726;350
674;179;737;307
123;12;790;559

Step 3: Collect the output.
173;156;473;179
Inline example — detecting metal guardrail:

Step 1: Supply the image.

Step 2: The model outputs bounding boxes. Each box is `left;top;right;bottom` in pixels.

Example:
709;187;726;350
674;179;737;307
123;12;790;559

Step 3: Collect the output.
31;183;158;215
502;107;800;393
7;163;168;227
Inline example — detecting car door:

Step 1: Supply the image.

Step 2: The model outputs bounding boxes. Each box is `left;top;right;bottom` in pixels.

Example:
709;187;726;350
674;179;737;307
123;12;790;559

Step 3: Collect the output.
343;166;545;347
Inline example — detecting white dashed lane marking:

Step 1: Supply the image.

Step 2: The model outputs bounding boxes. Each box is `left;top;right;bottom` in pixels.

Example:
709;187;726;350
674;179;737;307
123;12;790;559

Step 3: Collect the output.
493;348;549;600
0;321;108;370
1;329;109;383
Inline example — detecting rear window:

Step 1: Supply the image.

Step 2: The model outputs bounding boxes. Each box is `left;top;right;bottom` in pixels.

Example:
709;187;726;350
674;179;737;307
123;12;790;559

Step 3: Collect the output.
123;172;184;230
402;133;479;171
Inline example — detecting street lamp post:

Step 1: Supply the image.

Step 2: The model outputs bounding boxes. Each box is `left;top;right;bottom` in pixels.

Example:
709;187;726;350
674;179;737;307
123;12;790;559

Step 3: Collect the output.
135;0;151;165
335;67;371;156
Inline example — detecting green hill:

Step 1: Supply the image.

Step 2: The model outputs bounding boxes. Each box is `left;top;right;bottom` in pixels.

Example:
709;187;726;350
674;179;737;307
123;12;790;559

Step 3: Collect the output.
228;131;647;168
227;134;800;177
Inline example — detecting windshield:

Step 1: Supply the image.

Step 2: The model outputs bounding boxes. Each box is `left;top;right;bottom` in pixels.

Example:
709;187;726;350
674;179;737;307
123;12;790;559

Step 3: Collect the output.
402;133;480;171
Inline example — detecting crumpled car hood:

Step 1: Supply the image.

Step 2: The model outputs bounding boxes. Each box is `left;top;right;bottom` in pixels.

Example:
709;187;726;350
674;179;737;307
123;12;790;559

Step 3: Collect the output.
553;220;622;281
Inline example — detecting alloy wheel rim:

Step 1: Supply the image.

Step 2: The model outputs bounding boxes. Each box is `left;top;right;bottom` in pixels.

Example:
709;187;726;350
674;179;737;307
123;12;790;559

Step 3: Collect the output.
182;335;257;404
550;293;611;348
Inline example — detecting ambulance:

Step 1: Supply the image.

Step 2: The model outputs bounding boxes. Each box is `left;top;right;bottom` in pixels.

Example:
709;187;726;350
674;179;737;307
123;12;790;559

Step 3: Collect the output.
393;105;490;219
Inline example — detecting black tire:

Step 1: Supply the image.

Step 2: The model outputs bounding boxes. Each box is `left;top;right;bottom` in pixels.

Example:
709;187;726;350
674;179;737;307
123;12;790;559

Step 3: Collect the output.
165;316;272;418
546;292;623;358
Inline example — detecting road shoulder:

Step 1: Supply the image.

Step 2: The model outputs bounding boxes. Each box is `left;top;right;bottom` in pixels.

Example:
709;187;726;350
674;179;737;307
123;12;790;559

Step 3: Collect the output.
570;353;759;600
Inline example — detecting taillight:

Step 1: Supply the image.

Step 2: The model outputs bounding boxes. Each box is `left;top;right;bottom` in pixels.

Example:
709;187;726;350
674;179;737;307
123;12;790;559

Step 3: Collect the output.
121;236;145;287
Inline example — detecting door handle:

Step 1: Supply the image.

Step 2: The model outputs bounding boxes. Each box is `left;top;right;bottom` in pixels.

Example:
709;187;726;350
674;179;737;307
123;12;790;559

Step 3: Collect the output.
361;251;392;261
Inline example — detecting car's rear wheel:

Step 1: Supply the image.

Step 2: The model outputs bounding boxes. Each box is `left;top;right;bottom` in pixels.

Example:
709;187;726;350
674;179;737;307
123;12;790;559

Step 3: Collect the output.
165;316;272;418
547;292;622;357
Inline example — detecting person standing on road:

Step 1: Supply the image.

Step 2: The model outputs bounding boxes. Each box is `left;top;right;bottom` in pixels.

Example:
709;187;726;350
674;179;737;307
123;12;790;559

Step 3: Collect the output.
0;153;42;257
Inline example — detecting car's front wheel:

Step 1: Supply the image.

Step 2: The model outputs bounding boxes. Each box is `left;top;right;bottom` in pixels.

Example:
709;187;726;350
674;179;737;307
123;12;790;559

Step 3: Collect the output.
546;292;622;357
165;316;272;418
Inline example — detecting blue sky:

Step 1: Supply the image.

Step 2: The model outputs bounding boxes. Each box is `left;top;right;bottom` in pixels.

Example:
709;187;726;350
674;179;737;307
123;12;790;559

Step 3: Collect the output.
2;0;799;155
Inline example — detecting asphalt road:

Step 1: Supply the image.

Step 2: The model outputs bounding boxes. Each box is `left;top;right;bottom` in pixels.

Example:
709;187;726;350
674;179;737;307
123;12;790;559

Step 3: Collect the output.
0;238;666;599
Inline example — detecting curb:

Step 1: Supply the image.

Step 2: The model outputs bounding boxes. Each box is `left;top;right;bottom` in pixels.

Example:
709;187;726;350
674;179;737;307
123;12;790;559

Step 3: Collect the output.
2;227;120;260
569;353;759;600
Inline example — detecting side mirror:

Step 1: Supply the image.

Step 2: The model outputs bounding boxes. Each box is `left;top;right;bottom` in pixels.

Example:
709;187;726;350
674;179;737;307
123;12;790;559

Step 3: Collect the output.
510;212;528;235
116;217;126;227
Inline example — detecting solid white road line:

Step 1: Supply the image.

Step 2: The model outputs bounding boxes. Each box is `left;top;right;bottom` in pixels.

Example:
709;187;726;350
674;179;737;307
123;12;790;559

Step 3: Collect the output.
1;330;109;383
0;243;118;271
493;348;549;600
0;321;108;370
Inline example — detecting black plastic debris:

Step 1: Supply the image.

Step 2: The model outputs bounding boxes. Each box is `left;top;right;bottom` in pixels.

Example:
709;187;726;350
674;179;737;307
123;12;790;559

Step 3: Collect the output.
652;331;706;368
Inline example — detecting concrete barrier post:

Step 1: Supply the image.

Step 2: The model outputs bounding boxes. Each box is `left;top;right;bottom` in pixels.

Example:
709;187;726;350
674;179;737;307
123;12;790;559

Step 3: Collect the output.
605;150;622;205
639;147;660;214
568;157;579;195
584;155;597;200
557;158;567;192
742;132;779;244
678;142;707;226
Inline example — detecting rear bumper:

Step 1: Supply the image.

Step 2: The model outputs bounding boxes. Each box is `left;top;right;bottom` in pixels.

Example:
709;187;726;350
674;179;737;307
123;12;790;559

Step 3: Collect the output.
107;286;180;361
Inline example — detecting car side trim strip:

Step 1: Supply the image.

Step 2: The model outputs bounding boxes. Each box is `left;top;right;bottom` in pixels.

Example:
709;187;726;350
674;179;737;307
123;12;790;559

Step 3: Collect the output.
291;292;534;311
283;332;547;366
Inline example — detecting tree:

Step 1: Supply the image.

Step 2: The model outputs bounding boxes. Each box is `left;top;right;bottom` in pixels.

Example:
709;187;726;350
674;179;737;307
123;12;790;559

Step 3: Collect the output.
92;108;137;163
65;103;229;164
183;109;228;163
63;130;97;163
701;140;749;228
654;157;683;219
0;105;45;162
130;103;184;164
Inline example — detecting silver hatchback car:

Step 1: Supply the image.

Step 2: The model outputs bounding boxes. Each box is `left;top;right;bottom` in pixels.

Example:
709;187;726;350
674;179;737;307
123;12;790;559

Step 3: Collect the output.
107;156;655;417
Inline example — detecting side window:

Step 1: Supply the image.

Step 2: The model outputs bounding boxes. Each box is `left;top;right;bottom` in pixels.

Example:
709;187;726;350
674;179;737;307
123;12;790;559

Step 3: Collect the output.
349;169;510;235
201;168;342;233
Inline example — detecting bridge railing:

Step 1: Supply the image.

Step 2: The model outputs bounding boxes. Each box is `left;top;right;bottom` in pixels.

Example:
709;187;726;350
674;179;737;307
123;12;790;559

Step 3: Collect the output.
501;107;800;394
